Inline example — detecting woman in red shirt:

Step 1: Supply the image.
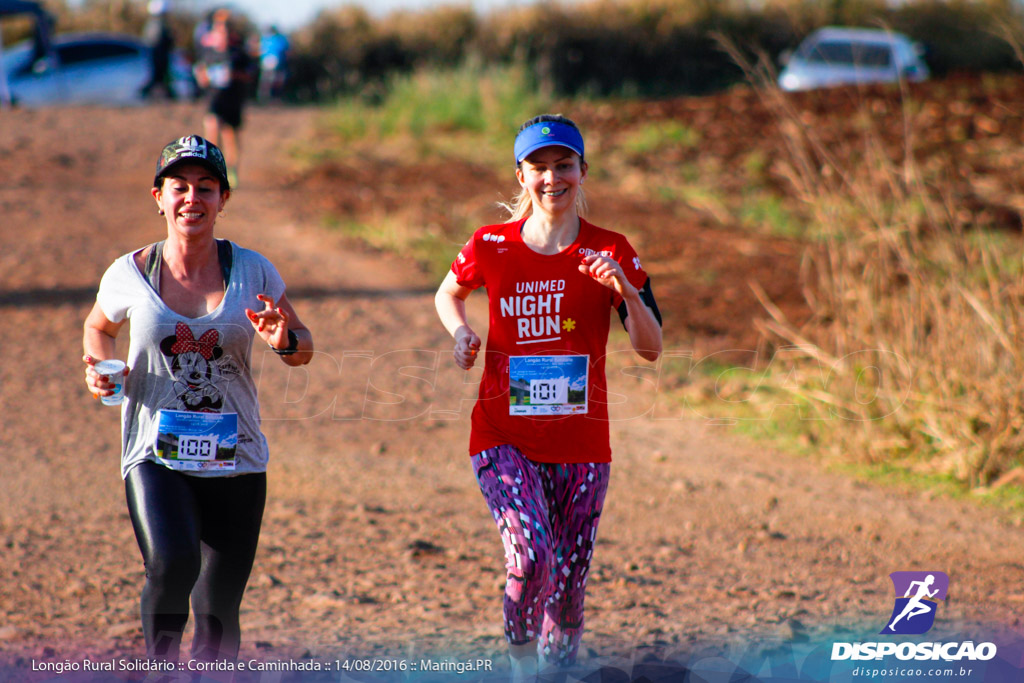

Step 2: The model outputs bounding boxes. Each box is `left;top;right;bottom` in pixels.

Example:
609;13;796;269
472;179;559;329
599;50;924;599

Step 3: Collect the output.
435;114;662;680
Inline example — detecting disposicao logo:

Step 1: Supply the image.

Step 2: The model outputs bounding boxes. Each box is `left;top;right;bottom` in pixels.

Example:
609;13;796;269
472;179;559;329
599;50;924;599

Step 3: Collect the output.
831;571;997;663
881;571;948;635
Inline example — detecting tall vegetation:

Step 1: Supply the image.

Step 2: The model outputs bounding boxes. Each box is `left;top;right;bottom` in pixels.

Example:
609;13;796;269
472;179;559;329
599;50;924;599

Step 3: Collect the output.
717;43;1024;488
1;0;197;49
321;63;549;144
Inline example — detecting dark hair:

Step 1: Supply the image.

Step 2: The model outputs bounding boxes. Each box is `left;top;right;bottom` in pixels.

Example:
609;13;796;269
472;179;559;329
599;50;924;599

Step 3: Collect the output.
517;113;580;134
155;165;231;193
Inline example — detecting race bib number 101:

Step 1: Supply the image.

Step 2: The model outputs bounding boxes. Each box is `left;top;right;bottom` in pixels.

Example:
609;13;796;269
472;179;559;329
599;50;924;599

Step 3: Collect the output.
509;355;589;415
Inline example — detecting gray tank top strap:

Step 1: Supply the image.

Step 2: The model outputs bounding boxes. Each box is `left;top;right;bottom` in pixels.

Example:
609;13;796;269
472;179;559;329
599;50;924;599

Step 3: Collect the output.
142;239;233;295
216;238;233;286
144;241;164;294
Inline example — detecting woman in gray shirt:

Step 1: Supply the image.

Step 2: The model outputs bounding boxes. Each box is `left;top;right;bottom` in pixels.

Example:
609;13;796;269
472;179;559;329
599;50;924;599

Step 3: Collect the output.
82;135;312;664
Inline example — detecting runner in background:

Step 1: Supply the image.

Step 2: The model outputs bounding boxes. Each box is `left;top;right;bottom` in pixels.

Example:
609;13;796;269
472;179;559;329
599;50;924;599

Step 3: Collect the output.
434;115;662;681
140;0;176;100
82;135;312;664
191;7;215;66
193;8;254;188
258;25;289;103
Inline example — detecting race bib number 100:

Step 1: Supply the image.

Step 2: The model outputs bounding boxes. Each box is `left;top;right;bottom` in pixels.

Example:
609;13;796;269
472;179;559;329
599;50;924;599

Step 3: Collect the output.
155;410;238;472
509;355;589;415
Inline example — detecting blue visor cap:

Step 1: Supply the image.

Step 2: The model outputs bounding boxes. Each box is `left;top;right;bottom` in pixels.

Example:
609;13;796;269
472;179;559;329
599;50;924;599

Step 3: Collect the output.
514;121;585;164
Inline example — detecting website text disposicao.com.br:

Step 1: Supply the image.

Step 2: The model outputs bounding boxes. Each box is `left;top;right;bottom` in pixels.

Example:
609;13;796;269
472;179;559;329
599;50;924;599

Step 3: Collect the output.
852;665;978;678
836;640;996;679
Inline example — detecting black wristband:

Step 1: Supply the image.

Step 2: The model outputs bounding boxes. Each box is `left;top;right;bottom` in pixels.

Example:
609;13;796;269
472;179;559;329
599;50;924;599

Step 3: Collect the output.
272;329;299;356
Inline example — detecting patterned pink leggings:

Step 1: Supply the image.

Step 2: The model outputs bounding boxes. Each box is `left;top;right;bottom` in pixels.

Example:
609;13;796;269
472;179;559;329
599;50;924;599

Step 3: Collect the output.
471;445;610;666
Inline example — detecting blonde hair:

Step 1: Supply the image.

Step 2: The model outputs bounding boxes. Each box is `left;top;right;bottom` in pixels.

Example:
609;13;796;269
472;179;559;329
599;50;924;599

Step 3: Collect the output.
500;184;588;222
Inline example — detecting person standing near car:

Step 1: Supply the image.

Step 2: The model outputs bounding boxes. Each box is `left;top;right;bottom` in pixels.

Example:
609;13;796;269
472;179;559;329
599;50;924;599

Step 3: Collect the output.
258;25;289;102
434;114;662;680
141;0;176;100
82;135;313;664
194;8;253;188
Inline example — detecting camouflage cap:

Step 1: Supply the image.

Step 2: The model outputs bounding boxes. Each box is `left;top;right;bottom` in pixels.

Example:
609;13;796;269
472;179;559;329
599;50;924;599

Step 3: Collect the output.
154;135;230;189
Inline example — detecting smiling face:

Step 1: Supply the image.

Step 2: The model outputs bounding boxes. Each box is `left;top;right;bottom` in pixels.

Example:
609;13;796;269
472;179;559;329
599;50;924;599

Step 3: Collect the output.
516;146;587;218
152;162;229;238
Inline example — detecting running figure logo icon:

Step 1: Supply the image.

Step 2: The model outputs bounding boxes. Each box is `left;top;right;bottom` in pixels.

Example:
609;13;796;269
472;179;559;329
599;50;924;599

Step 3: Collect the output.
881;571;949;635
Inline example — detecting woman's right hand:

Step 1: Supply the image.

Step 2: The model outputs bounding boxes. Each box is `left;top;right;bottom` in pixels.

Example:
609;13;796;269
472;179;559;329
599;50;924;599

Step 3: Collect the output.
83;355;128;399
453;327;481;370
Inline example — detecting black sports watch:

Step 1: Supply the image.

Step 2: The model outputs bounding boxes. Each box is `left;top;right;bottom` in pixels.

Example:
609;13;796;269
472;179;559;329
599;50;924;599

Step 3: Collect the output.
272;329;299;356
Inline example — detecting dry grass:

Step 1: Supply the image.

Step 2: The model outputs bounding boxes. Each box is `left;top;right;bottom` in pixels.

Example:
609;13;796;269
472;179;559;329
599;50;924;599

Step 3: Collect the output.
720;38;1024;489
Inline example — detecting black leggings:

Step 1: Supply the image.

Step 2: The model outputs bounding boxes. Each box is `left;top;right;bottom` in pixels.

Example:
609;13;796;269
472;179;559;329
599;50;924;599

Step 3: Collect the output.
124;461;266;662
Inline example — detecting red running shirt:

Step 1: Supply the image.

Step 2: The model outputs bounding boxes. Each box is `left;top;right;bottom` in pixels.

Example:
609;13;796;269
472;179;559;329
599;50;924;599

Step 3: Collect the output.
452;218;650;463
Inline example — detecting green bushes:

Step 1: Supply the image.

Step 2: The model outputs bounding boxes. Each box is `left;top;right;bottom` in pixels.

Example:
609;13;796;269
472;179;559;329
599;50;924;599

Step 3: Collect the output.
320;63;550;148
4;0;196;50
888;0;1021;74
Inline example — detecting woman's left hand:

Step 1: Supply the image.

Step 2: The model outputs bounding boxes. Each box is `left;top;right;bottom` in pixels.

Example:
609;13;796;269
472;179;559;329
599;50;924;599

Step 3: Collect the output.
245;294;291;349
579;254;636;298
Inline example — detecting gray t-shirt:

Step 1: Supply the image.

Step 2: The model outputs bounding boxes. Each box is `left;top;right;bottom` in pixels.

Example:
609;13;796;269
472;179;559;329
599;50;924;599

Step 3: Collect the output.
97;242;285;479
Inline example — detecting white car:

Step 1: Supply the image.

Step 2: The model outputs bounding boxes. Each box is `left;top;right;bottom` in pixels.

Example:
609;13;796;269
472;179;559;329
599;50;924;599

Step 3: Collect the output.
778;27;929;92
1;32;195;106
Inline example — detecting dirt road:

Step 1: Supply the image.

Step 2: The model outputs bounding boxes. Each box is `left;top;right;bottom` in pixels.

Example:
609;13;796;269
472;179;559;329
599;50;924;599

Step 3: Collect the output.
1;101;1022;682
